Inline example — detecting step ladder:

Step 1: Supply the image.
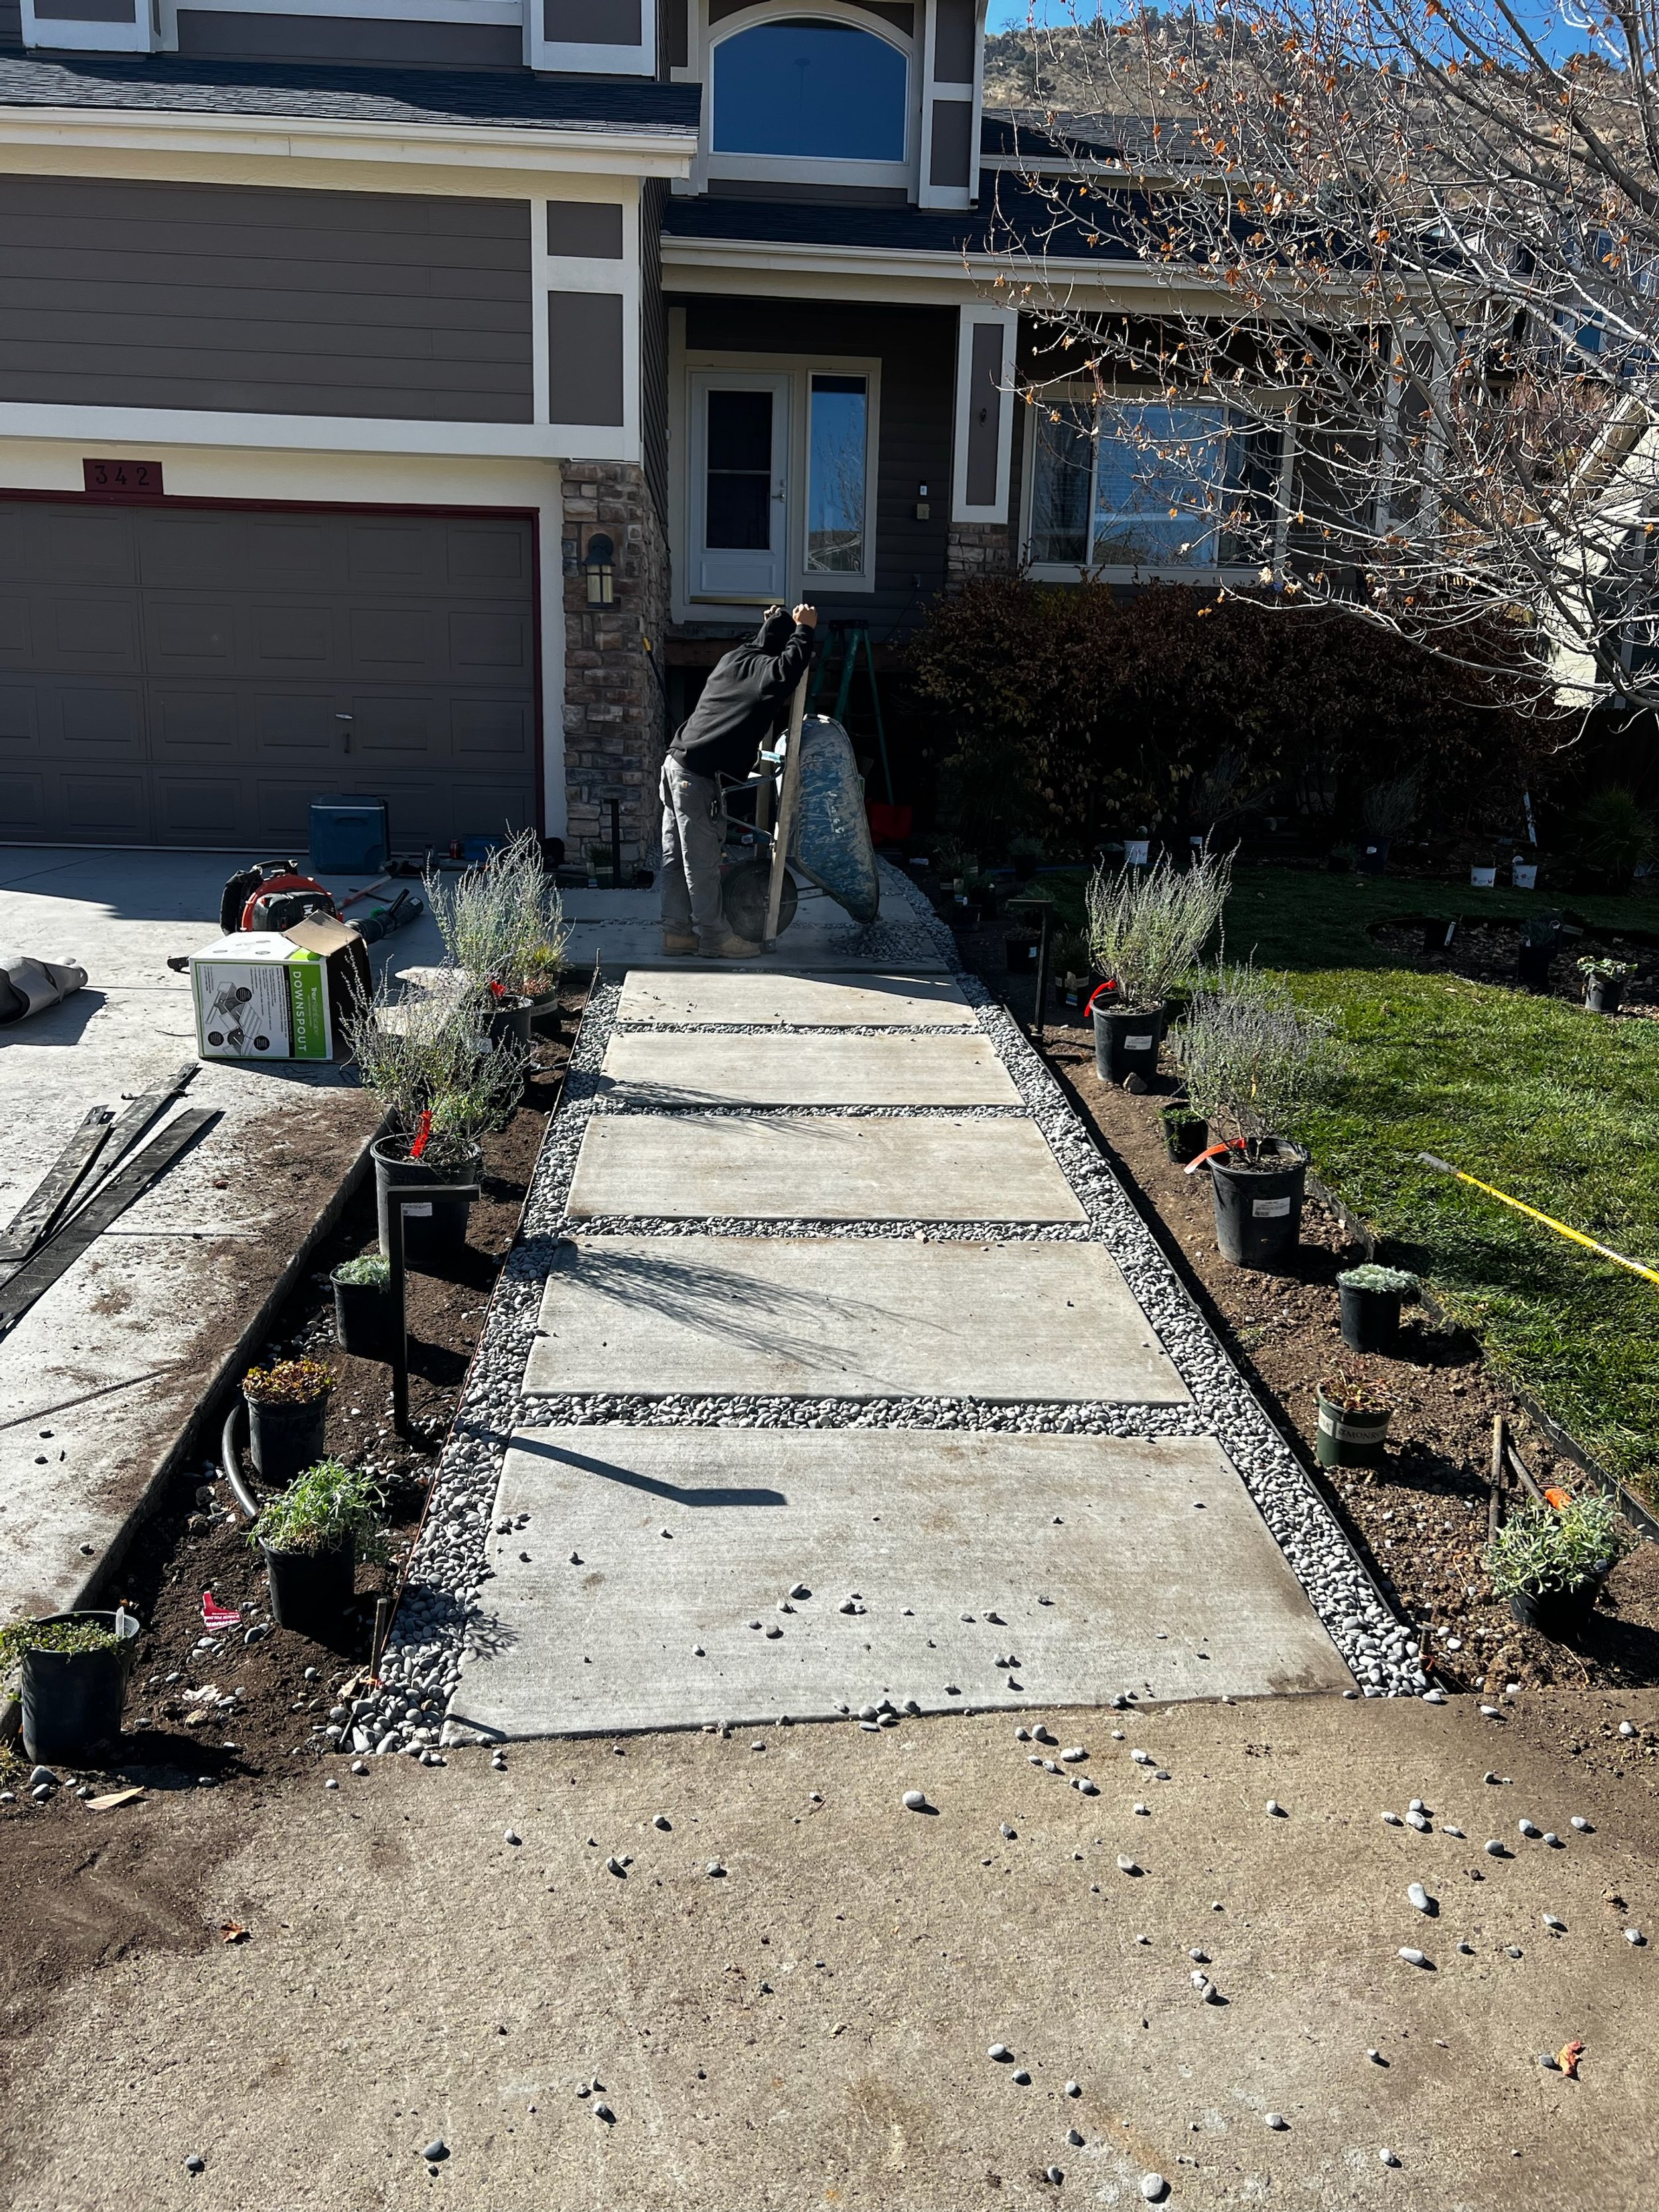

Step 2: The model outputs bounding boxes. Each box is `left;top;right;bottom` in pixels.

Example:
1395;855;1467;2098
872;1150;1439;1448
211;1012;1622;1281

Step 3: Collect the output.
808;621;894;804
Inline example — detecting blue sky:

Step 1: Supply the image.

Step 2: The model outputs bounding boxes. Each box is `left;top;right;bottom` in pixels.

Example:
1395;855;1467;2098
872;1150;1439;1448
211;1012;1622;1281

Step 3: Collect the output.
982;2;1602;51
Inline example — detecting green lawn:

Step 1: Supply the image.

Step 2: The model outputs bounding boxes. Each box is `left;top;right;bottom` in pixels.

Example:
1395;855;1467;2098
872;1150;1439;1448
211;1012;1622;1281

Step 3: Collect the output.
1029;863;1659;1494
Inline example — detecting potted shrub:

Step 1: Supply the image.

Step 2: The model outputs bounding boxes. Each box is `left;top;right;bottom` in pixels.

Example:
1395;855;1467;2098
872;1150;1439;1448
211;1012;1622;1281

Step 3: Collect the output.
242;1357;334;1485
247;1458;390;1641
1315;1371;1393;1467
1170;968;1331;1270
1512;853;1539;891
1084;848;1233;1084
346;980;526;1265
425;827;567;1052
1484;1490;1632;1642
1336;1262;1418;1353
1048;928;1096;1011
1;1609;140;1763
1580;954;1635;1016
1358;774;1418;875
1516;910;1565;993
330;1252;396;1362
1009;833;1045;885
1470;852;1498;889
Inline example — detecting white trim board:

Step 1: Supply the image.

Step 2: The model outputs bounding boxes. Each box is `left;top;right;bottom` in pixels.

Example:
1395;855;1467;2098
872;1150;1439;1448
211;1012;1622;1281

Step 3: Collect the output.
0;402;639;464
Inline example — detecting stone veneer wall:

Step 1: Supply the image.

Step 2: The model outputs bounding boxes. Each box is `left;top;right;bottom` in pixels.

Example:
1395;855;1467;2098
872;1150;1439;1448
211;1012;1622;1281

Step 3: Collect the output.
946;520;1015;583
560;461;670;867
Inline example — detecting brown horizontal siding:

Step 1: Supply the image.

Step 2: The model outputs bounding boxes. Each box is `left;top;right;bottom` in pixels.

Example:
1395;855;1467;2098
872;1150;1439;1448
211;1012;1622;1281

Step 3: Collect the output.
0;177;533;423
680;296;956;639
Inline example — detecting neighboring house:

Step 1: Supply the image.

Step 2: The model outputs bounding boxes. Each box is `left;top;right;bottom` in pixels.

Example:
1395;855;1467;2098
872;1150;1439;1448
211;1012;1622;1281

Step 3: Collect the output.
0;1;1154;858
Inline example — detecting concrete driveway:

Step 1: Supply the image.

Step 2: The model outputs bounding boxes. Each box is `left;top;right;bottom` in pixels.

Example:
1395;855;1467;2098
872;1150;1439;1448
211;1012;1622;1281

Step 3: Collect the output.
0;845;441;1622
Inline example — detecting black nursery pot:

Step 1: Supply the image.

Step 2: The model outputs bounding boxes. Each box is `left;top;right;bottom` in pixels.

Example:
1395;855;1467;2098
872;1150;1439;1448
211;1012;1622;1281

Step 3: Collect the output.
1585;974;1625;1016
1339;1282;1403;1355
1507;1576;1603;1643
1359;840;1390;875
1162;1108;1209;1165
1005;932;1039;974
261;1541;356;1641
372;1134;482;1266
1516;943;1553;993
332;1272;397;1363
1092;1002;1165;1084
20;1609;139;1764
487;994;534;1053
527;990;561;1039
1209;1140;1308;1270
244;1389;328;1487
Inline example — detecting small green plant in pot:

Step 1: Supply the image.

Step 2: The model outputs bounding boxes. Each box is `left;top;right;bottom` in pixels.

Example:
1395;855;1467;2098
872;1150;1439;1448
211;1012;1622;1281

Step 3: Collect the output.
1159;1099;1209;1164
330;1252;396;1364
1484;1491;1632;1643
1084;848;1233;1084
347;980;527;1266
1171;968;1333;1270
1336;1263;1419;1355
1;1609;141;1763
242;1357;334;1487
1579;954;1636;1016
248;1458;389;1641
1315;1371;1392;1468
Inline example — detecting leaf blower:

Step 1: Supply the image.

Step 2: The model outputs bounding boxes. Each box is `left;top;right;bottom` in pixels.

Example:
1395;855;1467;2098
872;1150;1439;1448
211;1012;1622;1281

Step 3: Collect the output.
219;860;338;936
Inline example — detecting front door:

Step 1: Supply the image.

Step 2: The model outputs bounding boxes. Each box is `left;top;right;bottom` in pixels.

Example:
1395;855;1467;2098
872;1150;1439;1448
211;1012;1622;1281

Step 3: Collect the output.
689;372;790;601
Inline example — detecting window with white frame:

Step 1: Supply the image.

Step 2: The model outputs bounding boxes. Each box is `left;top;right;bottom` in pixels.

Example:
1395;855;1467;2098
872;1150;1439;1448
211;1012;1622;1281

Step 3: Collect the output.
707;11;910;178
1026;397;1285;572
682;354;879;607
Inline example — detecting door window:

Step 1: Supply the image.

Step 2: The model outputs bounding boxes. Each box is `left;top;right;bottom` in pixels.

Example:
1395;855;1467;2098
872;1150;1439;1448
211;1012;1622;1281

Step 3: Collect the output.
705;389;775;550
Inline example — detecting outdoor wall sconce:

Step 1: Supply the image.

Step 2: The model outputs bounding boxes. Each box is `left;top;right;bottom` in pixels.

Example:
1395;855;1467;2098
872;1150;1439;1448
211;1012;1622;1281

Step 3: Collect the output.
584;532;615;606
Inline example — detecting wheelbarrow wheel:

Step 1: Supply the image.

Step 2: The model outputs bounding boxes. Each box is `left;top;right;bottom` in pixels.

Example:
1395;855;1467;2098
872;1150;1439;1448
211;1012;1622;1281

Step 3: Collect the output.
722;857;798;942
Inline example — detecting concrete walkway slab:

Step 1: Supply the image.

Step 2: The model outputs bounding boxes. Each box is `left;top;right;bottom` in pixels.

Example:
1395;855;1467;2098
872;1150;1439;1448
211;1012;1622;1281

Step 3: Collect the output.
563;923;948;976
565;1114;1086;1222
450;1429;1348;1737
614;969;973;1027
524;1236;1190;1403
597;1031;1020;1108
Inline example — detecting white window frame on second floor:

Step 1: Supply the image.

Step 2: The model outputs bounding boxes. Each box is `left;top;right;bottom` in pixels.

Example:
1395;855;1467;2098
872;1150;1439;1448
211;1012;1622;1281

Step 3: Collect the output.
1019;384;1296;585
686;1;917;196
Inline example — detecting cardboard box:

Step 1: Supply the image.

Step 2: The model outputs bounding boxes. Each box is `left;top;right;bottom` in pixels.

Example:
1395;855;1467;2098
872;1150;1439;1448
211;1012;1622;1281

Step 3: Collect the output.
190;917;370;1062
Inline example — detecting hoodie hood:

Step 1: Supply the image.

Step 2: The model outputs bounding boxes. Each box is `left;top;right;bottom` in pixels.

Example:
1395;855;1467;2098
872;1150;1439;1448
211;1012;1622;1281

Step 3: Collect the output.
753;609;795;654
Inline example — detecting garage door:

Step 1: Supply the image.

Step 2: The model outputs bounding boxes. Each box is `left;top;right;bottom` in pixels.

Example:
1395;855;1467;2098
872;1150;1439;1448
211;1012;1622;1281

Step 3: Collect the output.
0;499;539;849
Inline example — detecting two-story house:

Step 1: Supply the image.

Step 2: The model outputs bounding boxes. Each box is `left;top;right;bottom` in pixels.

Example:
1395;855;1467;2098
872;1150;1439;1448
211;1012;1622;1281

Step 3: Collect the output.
0;1;1137;862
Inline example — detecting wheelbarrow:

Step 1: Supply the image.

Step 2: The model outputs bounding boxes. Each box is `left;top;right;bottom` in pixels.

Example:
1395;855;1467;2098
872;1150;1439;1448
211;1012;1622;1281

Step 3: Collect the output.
717;675;881;946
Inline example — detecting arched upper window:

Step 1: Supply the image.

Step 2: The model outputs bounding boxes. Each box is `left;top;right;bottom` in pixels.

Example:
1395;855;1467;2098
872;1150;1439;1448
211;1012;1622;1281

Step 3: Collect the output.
711;18;908;165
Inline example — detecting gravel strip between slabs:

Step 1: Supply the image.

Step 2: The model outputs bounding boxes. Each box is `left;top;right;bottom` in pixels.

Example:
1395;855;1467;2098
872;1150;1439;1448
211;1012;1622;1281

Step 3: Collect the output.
350;872;1421;1759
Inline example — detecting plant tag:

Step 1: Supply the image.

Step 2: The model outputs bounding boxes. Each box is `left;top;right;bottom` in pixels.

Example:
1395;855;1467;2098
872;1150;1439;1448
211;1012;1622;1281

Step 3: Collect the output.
1125;1035;1153;1051
1252;1197;1292;1218
403;1201;433;1218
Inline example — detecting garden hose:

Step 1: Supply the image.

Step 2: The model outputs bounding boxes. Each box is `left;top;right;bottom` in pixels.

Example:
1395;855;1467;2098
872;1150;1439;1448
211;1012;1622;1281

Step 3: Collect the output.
1415;1153;1659;1288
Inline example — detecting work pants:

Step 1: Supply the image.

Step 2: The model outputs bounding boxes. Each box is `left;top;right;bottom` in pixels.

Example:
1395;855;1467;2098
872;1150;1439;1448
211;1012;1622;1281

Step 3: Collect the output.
659;755;729;948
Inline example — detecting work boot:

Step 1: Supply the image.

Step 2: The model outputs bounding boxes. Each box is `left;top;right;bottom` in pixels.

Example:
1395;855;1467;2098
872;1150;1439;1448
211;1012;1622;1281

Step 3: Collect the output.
662;931;697;955
705;936;762;959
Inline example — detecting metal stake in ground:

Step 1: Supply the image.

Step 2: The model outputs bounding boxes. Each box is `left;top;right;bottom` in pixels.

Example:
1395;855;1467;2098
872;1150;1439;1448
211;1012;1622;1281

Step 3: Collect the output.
384;1181;479;1439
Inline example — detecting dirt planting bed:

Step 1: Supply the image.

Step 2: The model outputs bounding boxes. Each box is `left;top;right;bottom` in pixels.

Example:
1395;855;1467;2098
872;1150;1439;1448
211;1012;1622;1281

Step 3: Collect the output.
954;922;1659;1743
0;975;586;1864
1370;915;1659;1013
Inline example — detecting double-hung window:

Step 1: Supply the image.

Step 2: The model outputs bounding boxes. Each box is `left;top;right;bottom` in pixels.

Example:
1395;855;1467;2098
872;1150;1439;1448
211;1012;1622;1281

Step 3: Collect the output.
1026;397;1285;574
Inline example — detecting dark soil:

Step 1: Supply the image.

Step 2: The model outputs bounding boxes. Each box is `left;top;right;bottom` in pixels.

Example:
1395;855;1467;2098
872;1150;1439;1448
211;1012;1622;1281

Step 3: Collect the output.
0;974;587;1993
1371;915;1659;1015
954;919;1659;1765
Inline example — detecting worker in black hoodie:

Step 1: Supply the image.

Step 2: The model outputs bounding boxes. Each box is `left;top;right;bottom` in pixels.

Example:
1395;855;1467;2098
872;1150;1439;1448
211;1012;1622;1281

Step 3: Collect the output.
660;601;817;955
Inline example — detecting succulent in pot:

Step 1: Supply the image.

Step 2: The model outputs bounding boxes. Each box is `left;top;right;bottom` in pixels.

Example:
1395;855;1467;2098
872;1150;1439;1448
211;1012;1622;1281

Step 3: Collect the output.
242;1357;334;1487
1336;1262;1419;1354
1484;1490;1632;1642
1169;967;1332;1270
1;1608;141;1763
330;1252;396;1363
1315;1370;1392;1467
1579;954;1635;1016
1084;848;1233;1084
248;1457;390;1641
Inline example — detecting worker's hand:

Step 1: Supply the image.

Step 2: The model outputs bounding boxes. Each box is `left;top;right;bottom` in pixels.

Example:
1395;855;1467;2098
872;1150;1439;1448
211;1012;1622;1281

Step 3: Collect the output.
792;603;818;630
